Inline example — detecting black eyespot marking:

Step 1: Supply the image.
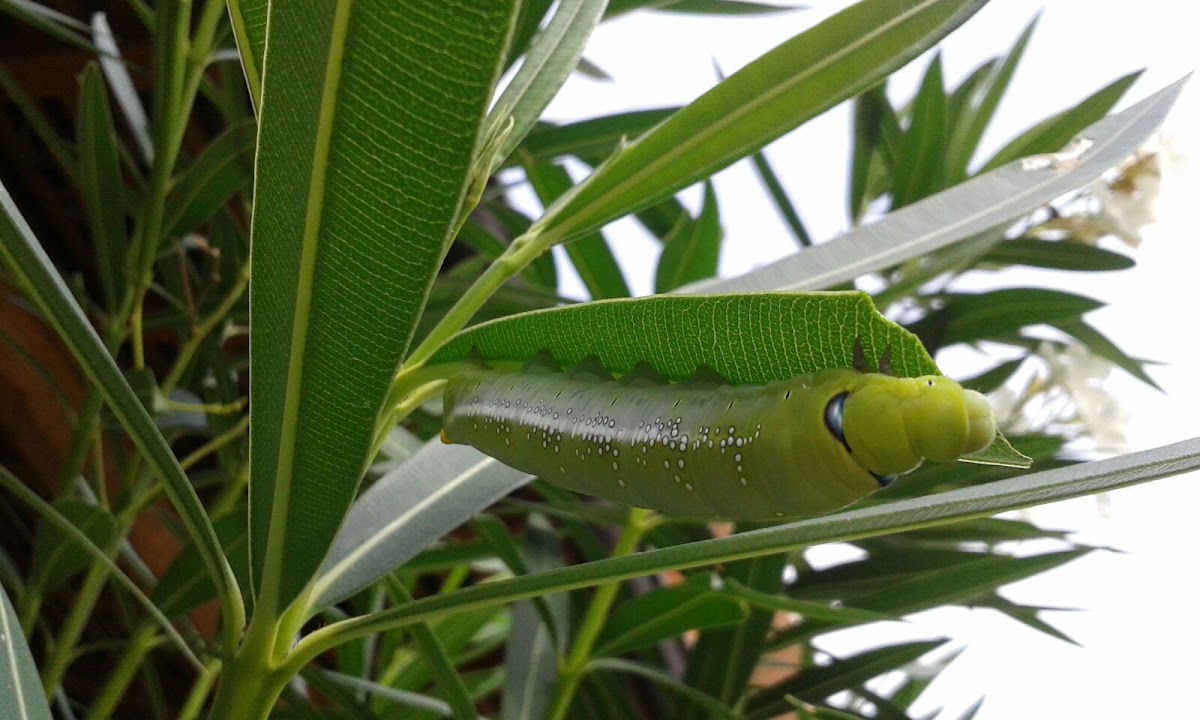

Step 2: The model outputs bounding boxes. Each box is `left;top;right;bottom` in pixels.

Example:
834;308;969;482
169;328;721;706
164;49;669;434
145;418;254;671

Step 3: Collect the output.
823;392;851;453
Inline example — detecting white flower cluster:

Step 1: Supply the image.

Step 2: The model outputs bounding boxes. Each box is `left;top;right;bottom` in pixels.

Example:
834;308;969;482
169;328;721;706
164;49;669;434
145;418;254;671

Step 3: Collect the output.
989;342;1128;456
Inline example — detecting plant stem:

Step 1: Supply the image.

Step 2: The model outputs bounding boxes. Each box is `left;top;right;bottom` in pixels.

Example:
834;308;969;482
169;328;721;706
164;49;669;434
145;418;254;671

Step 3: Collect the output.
124;0;228;367
386;578;477;720
402;231;548;371
84;622;165;720
204;652;288;720
180;414;251;470
544;507;656;720
160;260;251;396
40;556;119;699
370;377;447;459
178;657;222;720
207;582;293;720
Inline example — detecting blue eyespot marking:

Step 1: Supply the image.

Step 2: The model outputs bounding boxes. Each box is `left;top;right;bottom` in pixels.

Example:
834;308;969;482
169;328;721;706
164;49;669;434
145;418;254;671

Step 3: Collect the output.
823;392;851;453
871;472;897;488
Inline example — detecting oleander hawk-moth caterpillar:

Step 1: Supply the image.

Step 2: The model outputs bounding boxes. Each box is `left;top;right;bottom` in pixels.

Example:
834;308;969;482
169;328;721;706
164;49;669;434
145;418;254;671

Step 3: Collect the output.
441;348;996;521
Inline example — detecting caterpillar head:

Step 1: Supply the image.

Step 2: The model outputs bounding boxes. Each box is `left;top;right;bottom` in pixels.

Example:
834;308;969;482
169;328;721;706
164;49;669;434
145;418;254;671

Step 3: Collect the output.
835;374;996;478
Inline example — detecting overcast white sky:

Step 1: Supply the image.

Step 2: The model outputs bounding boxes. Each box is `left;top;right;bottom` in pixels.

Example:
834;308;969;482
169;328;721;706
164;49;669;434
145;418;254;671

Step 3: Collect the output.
531;1;1200;717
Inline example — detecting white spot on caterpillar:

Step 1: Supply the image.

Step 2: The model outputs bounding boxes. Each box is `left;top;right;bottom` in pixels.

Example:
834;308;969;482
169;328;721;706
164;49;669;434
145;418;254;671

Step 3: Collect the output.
612;461;618;471
673;474;681;483
685;482;694;491
618;478;626;487
737;465;743;473
775;512;784;517
677;459;685;468
554;445;559;453
735;453;742;463
740;477;748;486
559;466;566;474
663;460;670;469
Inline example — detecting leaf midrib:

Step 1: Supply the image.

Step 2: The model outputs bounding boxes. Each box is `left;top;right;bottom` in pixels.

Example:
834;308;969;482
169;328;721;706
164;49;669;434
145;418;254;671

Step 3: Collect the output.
260;0;354;616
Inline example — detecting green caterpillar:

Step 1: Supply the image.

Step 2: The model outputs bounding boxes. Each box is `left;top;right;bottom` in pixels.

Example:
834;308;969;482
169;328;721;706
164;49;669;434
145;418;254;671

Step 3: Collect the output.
441;351;996;520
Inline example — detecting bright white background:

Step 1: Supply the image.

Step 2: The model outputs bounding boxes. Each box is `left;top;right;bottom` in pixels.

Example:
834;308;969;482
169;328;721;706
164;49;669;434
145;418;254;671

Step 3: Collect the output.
530;1;1200;717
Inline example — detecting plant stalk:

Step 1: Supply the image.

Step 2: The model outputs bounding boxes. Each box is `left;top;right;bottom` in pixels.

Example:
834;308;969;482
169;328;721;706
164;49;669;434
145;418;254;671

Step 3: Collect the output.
544;507;656;720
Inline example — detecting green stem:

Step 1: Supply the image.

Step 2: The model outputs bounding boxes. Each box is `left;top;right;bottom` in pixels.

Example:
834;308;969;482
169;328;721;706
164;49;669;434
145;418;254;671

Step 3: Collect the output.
160;260;251;396
370;376;447;459
164;398;248;415
204;651;288;720
402;231;548;371
59;390;104;491
386;578;477;720
208;462;249;520
207;576;294;720
178;657;222;720
84;622;166;720
40;556;119;699
544;508;656;720
124;0;228;368
180;414;250;471
224;0;263;111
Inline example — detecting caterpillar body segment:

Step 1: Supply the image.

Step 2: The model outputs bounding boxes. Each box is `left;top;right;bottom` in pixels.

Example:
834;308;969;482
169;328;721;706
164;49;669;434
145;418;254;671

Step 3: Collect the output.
442;355;996;520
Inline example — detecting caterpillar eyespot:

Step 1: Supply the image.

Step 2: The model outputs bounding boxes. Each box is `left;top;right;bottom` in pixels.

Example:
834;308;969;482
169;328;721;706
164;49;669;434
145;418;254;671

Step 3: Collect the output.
441;351;997;521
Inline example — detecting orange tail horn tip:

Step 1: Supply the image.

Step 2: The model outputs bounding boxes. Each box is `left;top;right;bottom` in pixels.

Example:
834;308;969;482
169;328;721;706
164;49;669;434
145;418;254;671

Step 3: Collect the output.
440;429;451;444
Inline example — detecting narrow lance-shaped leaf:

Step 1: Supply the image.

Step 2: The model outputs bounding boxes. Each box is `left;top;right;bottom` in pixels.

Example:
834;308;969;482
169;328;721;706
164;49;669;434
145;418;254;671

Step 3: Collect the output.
248;0;519;613
226;0;269;107
516;108;677;167
683;78;1185;295
891;52;947;207
750;150;812;248
502;516;568;720
429;292;941;384
945;14;1039;182
745;639;948;719
535;0;989;245
595;572;749;657
679;554;786;718
655;181;722;292
76;63;127;312
486;0;608;174
979;71;1141;173
286;436;1200;670
162;118;257;238
0;582;53;720
522;157;631;299
0;183;244;645
307;441;534;615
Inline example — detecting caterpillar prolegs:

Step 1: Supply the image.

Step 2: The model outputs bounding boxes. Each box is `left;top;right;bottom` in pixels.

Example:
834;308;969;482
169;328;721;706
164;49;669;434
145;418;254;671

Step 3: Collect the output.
441;352;996;520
